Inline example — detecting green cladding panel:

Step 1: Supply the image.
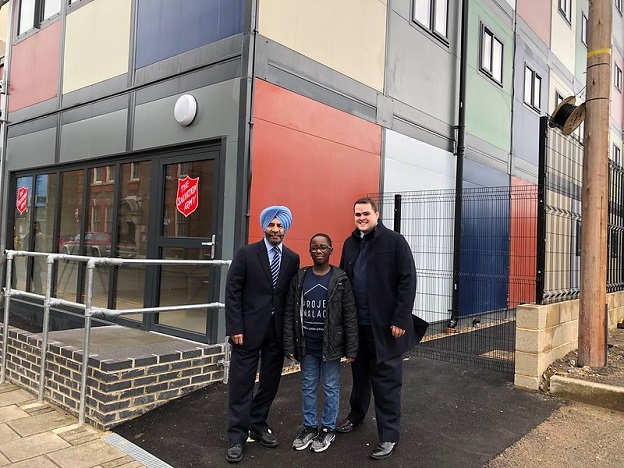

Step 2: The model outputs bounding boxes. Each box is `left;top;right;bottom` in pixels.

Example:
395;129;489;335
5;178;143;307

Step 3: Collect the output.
465;0;514;153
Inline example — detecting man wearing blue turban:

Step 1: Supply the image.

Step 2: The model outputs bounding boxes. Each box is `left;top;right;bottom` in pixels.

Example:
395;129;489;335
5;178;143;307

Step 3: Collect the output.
225;205;300;463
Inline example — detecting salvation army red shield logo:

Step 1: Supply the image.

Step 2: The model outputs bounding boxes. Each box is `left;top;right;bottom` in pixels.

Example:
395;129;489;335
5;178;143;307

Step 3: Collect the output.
16;187;28;214
176;176;199;217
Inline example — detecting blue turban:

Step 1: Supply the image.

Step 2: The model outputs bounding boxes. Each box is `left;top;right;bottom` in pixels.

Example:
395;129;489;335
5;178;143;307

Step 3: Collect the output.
260;205;293;232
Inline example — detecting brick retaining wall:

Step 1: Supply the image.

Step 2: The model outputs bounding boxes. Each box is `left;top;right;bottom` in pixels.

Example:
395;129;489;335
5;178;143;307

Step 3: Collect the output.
1;325;225;430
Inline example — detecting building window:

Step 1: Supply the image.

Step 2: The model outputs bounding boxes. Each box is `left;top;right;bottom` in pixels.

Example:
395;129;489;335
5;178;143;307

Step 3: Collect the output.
615;64;623;92
480;25;503;85
105;205;112;233
18;0;61;35
105;166;115;183
581;13;588;46
413;0;449;38
93;167;102;184
559;0;572;23
613;144;622;166
91;206;100;232
130;163;140;181
554;91;564;107
617;0;623;15
524;65;541;111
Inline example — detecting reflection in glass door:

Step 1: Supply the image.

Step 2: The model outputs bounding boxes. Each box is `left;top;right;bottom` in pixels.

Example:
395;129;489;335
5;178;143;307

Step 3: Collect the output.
113;161;151;323
156;157;217;335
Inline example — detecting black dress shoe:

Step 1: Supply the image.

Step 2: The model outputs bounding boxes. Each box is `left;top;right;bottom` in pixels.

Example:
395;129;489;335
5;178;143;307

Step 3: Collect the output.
370;441;397;460
335;419;361;433
249;428;279;448
225;443;244;463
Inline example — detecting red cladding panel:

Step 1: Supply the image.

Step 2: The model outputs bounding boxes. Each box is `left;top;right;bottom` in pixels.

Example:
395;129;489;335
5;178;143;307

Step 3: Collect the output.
9;22;61;112
250;80;381;260
509;177;537;308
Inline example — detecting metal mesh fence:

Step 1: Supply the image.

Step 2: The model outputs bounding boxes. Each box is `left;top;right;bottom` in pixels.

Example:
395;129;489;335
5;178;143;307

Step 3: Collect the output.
371;186;538;372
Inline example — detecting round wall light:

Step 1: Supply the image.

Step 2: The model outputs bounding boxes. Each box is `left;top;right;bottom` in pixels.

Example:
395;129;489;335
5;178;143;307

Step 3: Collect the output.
174;94;198;126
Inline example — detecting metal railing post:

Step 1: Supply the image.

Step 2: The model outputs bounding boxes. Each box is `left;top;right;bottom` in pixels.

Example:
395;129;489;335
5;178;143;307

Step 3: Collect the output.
1;252;13;383
78;258;96;425
223;341;231;384
38;255;55;403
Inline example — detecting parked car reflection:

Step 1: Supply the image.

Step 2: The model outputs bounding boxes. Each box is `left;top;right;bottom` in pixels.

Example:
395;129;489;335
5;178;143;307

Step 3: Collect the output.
60;232;137;258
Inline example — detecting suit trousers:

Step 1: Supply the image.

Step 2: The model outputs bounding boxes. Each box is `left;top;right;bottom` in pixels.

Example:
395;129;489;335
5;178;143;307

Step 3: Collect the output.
347;325;403;443
228;315;283;444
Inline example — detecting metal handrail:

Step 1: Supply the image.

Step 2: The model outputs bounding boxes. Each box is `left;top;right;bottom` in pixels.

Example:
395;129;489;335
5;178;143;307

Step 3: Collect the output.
1;250;230;425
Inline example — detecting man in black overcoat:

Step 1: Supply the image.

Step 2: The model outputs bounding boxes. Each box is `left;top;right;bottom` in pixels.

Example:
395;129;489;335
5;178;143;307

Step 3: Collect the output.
336;197;418;460
224;206;300;463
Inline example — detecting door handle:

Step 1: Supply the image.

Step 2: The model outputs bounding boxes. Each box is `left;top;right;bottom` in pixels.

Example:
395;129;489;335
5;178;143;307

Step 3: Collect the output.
201;234;216;259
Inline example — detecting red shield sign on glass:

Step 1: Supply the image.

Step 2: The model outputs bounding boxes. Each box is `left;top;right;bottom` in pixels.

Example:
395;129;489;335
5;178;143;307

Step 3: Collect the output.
176;176;199;218
16;187;28;214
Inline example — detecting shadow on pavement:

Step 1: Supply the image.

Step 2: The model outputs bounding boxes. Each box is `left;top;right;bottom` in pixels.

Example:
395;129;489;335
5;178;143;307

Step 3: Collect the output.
114;355;563;467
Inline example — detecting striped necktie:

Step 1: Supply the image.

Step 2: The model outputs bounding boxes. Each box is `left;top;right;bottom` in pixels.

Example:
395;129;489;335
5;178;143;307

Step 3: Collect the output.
270;246;280;287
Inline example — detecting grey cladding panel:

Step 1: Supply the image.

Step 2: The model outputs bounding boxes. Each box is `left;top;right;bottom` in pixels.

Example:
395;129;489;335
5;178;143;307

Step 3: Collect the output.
60;109;128;162
6;128;57;170
385;9;457;134
133;79;240;151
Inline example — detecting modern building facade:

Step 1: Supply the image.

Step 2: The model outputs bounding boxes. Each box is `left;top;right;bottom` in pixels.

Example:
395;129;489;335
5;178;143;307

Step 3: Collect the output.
1;0;622;344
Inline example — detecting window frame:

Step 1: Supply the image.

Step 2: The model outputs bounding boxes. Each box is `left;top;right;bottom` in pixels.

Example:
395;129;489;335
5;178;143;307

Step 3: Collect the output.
480;24;504;86
613;144;622;166
412;0;450;42
523;65;542;112
17;0;61;36
615;63;623;92
559;0;572;24
616;0;623;15
581;13;588;46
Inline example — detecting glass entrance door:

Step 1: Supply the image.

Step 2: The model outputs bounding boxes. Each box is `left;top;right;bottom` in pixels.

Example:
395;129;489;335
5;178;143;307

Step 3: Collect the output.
152;150;221;341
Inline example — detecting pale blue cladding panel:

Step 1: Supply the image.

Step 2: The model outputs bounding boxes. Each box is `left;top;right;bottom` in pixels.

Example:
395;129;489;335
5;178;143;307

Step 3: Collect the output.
135;0;245;69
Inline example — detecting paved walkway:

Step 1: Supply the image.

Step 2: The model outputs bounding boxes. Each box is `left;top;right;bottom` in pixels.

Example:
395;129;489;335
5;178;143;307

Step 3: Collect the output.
0;383;147;468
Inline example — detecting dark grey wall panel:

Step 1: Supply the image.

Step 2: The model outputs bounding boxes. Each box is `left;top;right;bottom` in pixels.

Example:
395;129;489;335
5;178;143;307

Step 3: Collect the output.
465;133;510;176
61;95;130;125
59;109;128;162
62;75;129;109
7;98;59;126
6;128;57;170
133;79;240;151
511;155;538;185
135;35;244;86
135;59;241;105
7;115;57;138
257;37;378;122
392;99;455;152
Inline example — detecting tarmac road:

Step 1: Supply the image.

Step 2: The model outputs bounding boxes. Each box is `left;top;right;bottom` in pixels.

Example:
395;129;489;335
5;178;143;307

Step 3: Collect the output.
114;354;580;467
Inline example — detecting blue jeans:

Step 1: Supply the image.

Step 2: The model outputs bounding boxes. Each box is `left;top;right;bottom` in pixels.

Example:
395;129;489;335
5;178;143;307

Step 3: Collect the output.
300;353;341;430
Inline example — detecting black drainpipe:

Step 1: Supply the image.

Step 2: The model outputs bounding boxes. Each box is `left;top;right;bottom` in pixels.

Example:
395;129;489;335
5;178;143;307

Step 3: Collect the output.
449;0;469;330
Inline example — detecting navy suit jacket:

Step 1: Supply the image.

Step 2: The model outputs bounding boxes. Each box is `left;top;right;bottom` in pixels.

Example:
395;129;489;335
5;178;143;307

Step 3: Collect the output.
225;240;300;350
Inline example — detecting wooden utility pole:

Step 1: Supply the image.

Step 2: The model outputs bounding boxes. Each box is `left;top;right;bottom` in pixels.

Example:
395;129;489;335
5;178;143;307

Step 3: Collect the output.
578;0;612;367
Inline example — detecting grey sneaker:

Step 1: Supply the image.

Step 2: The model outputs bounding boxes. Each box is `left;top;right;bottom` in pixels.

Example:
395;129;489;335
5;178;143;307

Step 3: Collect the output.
310;427;335;453
292;426;318;451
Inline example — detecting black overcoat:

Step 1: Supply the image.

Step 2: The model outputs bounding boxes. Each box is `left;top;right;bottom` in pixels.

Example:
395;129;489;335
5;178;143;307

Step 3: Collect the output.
225;240;300;350
340;222;417;363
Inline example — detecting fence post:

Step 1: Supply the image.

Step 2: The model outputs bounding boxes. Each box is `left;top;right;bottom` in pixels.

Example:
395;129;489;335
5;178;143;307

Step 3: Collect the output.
78;259;96;425
1;252;13;383
38;255;55;403
536;116;548;304
393;194;402;233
